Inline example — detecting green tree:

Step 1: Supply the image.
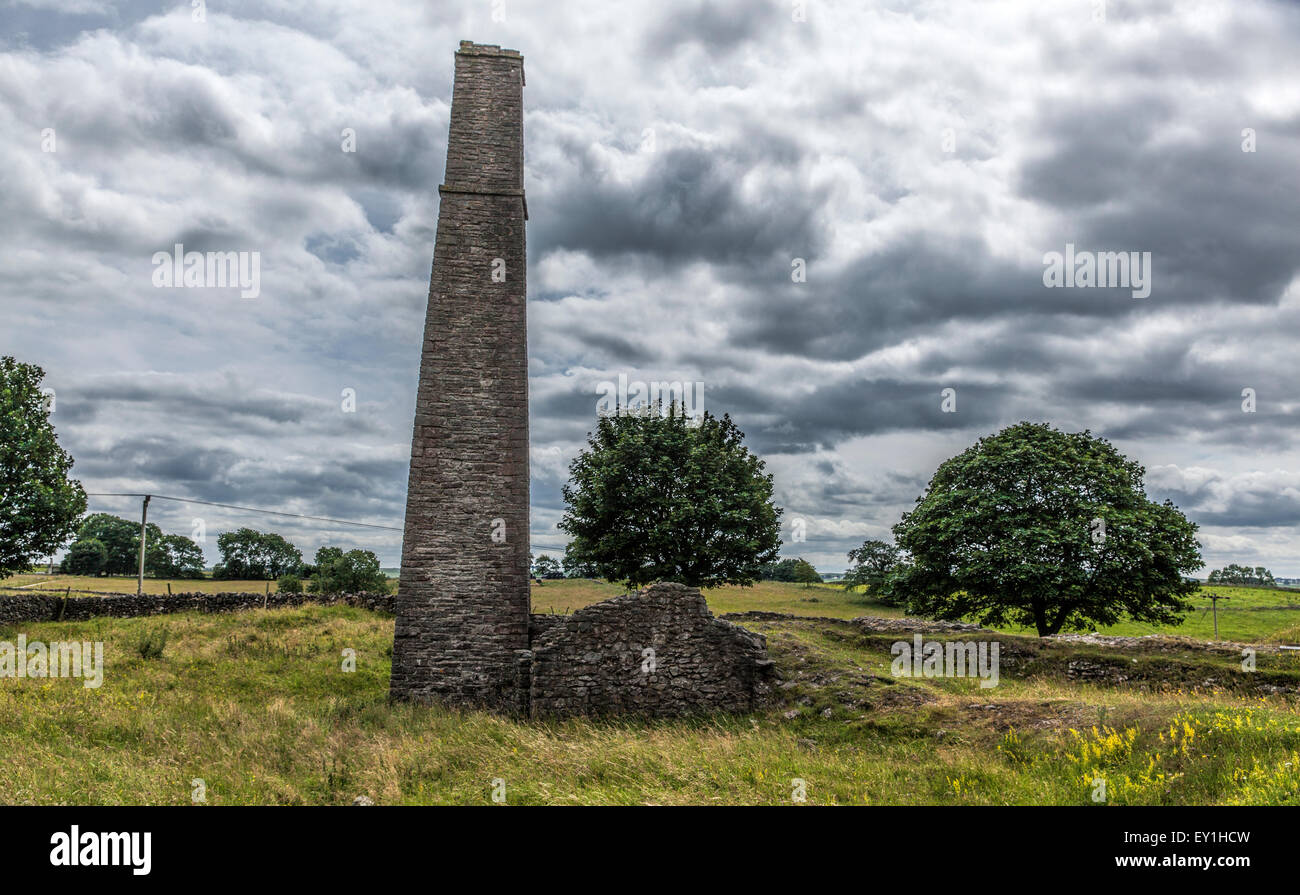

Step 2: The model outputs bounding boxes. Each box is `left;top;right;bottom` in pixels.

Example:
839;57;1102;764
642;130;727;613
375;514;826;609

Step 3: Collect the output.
308;546;389;594
149;533;206;579
70;513;139;575
0;357;86;578
1208;564;1274;587
561;544;599;579
762;558;803;582
763;557;821;584
276;573;303;594
790;557;822;587
889;422;1203;637
558;408;782;589
843;539;904;604
214;528;303;579
62;537;108;576
64;517;204;579
532;555;563;579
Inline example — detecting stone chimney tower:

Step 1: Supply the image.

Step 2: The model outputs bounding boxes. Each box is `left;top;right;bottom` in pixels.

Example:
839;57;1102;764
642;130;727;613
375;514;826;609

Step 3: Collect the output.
391;41;530;711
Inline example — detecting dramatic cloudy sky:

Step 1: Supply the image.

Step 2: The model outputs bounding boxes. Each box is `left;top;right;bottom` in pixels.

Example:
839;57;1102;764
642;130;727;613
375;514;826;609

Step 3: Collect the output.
2;0;1299;575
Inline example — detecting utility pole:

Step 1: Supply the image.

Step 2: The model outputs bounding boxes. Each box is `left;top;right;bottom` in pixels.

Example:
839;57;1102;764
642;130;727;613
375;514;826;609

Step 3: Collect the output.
137;494;151;595
1207;592;1229;640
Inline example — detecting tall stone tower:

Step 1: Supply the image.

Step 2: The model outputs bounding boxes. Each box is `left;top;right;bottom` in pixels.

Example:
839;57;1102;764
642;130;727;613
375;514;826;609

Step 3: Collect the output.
391;41;530;711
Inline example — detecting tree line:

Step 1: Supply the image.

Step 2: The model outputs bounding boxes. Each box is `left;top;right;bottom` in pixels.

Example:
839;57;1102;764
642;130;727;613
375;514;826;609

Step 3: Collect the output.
1206;564;1276;587
59;515;390;593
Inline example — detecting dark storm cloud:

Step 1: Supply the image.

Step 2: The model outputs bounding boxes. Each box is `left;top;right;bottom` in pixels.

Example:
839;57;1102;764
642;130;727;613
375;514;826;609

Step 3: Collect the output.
554;330;657;366
1104;412;1299;451
529;386;606;432
715;376;1006;454
1148;469;1300;530
641;0;766;58
533;143;832;265
786;461;927;513
1019;101;1300;309
72;436;239;484
69;376;334;427
73;427;406;527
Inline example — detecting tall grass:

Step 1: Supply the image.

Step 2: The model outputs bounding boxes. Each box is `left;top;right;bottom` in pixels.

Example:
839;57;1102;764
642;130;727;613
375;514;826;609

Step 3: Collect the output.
2;605;1298;805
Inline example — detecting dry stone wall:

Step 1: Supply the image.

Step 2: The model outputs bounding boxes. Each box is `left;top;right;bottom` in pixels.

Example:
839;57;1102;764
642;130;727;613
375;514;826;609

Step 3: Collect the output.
526;583;775;718
0;591;394;627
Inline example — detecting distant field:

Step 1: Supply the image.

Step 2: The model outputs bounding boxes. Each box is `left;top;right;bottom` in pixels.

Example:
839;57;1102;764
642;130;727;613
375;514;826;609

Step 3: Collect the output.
1027;585;1300;643
532;579;1299;643
529;578;899;620
6;574;1297;644
4;574;893;619
3;574;1300;804
0;575;279;595
0;574;45;589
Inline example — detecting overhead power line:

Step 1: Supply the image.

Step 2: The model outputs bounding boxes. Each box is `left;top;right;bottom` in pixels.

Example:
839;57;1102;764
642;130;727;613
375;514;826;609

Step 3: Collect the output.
84;492;403;532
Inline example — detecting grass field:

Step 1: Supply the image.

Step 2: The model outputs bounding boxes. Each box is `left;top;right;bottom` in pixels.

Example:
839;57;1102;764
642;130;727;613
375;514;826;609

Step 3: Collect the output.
3;601;1299;805
5;574;1299;804
0;574;282;595
2;574;894;618
532;579;1300;643
930;584;1300;644
530;578;893;620
7;574;1297;643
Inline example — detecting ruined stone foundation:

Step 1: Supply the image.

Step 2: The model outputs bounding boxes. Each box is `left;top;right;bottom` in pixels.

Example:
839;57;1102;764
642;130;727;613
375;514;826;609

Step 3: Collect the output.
523;583;775;718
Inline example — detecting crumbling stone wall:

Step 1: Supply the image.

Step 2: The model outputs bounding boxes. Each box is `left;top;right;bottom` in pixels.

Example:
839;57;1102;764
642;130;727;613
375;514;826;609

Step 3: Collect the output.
1;582;775;718
526;583;775;718
0;591;394;627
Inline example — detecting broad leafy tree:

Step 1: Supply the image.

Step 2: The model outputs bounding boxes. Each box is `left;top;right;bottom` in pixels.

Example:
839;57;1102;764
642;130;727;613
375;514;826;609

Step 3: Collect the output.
559;408;782;589
561;544;599;579
889;422;1203;637
843;539;904;603
531;555;563;579
65;513;139;575
0;357;86;577
308;546;389;594
790;557;822;587
150;533;207;579
64;517;206;579
214;528;303;579
62;537;108;576
762;557;822;585
761;558;797;581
